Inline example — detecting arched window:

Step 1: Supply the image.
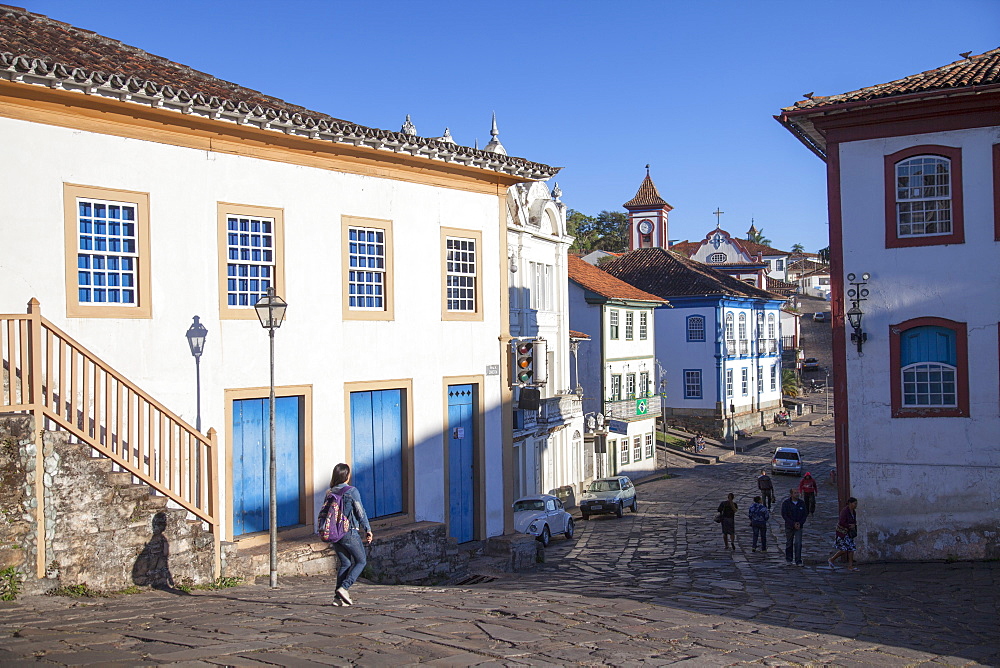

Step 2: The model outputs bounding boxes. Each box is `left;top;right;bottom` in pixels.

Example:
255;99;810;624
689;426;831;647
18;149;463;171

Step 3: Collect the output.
885;145;963;248
890;317;968;417
686;315;706;342
896;155;951;238
709;252;727;263
767;313;776;339
724;313;734;340
738;313;747;340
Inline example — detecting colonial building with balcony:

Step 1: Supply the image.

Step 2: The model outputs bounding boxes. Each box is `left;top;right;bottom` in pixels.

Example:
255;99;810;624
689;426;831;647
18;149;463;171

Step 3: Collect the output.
507;182;585;500
602;234;788;439
567;256;666;481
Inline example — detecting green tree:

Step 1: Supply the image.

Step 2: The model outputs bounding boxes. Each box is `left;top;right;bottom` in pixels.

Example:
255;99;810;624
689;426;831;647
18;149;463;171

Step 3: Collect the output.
568;209;629;253
748;227;772;246
790;243;805;253
782;369;800;397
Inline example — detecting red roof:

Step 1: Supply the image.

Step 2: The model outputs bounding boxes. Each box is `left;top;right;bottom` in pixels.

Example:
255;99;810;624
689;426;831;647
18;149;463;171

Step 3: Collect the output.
784;47;1000;112
568;256;666;305
623;174;672;209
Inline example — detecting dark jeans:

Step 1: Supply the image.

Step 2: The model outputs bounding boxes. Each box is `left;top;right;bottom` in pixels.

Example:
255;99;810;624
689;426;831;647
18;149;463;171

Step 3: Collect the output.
752;524;767;550
761;489;774;508
332;529;367;590
785;526;803;564
803;492;816;515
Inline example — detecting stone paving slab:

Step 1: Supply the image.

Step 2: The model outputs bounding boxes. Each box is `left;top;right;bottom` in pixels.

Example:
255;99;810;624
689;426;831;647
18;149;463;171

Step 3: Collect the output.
0;422;997;666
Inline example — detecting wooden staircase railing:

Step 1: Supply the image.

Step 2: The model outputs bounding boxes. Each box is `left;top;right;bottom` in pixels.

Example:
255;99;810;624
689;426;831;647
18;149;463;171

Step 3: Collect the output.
1;299;219;578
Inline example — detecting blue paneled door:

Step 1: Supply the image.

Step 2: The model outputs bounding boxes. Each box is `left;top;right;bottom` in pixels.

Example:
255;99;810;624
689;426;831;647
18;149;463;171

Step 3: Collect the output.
448;385;475;543
350;390;403;519
231;396;302;537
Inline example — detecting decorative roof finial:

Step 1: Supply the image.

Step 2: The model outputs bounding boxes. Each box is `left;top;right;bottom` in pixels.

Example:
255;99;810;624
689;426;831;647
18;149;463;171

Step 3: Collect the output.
485;112;506;155
435;127;455;144
552;183;562;202
645;163;650;176
401;114;417;136
713;208;724;228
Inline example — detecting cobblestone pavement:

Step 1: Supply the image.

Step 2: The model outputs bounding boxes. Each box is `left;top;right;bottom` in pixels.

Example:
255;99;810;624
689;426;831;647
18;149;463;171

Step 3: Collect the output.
1;421;998;666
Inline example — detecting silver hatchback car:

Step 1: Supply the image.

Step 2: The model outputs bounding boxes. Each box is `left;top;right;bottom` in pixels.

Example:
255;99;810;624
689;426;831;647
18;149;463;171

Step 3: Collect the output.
771;447;803;475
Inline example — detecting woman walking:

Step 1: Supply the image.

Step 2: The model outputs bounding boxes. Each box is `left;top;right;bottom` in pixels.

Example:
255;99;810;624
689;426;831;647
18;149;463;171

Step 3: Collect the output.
718;493;738;550
318;463;373;605
828;497;859;572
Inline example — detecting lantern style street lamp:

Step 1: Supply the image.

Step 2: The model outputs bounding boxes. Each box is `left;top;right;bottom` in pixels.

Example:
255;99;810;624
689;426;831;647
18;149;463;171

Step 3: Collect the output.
254;287;288;589
185;316;208;432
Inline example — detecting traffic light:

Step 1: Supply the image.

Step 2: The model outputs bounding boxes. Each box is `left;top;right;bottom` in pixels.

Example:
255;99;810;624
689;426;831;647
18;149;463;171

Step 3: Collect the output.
511;338;547;386
515;340;534;384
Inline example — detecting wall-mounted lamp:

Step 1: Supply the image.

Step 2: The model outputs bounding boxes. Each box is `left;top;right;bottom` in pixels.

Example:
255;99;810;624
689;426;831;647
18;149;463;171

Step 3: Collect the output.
846;272;870;354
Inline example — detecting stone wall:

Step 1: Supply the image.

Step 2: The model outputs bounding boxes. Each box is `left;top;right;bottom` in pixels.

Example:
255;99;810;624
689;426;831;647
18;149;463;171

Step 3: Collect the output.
0;416;216;593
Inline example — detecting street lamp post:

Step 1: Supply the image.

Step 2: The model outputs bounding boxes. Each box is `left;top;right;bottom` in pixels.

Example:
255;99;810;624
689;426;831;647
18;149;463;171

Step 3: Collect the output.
254;287;288;590
185;316;208;432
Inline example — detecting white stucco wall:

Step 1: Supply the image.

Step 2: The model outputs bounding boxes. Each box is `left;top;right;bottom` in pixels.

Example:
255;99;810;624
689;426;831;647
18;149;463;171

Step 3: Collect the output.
837;126;1000;560
0;115;511;539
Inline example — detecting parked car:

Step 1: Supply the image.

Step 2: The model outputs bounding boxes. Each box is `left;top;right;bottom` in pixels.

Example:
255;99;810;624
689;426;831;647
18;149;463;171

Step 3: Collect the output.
812;311;827;322
802;357;820;372
579;476;637;520
513;494;574;546
771;447;803;475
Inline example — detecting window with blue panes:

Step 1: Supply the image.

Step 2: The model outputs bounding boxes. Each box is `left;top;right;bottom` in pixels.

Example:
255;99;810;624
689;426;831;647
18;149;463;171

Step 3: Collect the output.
348;226;385;310
445;237;476;312
226;215;274;307
76;198;138;305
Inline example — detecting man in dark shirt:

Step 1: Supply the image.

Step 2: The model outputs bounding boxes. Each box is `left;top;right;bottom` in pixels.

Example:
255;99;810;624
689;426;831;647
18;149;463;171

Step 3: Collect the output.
781;488;809;566
757;469;775;508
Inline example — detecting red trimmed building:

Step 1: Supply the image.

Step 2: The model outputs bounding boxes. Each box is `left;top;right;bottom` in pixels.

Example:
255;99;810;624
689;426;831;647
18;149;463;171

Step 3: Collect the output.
777;47;1000;561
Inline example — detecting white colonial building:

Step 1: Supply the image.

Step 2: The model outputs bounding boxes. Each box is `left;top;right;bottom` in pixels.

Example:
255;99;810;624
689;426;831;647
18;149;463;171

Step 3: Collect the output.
567;256;665;481
507;181;585;499
0;6;560;583
778;46;1000;561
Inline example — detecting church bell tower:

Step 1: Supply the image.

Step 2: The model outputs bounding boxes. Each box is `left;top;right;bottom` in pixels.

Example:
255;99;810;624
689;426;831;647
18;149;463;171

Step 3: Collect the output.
624;166;673;250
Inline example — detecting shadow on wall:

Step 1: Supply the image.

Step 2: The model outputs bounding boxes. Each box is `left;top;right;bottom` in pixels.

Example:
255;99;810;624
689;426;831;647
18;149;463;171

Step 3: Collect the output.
131;511;173;588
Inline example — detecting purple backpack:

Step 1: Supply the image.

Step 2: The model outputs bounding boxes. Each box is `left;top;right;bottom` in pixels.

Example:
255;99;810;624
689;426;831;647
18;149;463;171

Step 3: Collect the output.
318;485;352;543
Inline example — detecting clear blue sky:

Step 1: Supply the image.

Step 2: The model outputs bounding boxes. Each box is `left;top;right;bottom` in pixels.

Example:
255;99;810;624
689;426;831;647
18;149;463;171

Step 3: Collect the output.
21;0;999;253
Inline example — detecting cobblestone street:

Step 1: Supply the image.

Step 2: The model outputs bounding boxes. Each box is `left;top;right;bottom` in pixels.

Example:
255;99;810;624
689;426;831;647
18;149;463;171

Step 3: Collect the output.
1;420;997;666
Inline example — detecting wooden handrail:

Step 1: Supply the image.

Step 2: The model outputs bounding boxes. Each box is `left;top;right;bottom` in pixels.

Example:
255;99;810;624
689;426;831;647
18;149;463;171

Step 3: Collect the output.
1;302;217;534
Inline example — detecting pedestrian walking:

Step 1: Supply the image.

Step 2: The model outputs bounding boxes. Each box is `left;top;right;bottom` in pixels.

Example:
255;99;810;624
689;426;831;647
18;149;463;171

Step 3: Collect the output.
781;488;808;566
828;497;859;572
748;495;770;552
757;469;775;509
798;472;818;515
717;492;738;550
317;463;373;606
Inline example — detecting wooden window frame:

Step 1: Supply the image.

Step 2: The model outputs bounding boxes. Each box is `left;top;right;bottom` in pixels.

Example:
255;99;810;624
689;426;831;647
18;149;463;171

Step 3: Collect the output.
884;145;964;248
63;183;151;319
889;317;969;418
342;215;394;321
217;202;286;321
441;228;483;321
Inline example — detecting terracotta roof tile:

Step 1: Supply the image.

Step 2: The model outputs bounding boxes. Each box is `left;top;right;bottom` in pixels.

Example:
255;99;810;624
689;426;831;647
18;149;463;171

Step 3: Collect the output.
600;248;783;301
784;46;1000;112
766;276;798;296
623;174;672;209
568;255;666;305
0;5;558;180
569;330;591;340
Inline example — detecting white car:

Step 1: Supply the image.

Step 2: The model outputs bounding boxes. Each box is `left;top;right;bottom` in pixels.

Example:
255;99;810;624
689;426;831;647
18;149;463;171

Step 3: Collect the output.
513;494;575;546
579;476;638;520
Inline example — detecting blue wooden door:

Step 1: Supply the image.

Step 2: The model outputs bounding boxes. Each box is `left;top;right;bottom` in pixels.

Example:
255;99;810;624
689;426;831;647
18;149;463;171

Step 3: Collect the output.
448;384;475;543
350;390;403;519
232;396;302;537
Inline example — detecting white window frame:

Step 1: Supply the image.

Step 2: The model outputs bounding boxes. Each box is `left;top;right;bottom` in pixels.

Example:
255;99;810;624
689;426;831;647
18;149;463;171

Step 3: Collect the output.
902;362;957;408
896;155;952;238
741;368;749;395
687;315;706;342
610;374;622;401
644;433;654;459
639;312;648;340
620;440;629;465
757;366;764;393
709;252;726;263
626;373;636;399
75;197;140;308
632;436;642;463
726;369;733;397
610;309;620;339
639;371;649;397
767;313;776;339
625;311;634;340
684;370;702;399
770;364;778;392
